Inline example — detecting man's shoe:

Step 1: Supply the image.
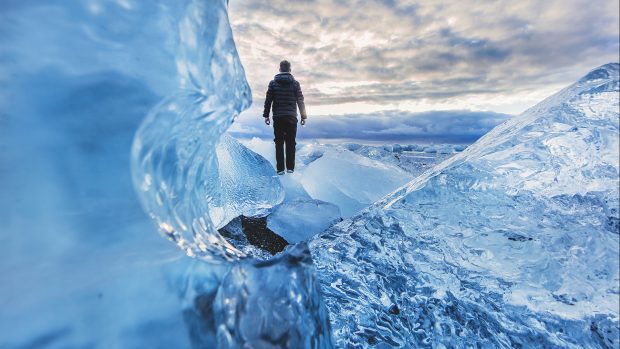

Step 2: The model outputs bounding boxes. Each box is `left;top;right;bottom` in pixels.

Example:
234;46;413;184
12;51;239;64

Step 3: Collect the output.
277;171;285;175
286;169;294;173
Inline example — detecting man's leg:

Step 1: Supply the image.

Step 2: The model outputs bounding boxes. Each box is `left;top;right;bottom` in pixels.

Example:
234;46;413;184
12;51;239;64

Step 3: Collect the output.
273;118;286;172
284;117;298;171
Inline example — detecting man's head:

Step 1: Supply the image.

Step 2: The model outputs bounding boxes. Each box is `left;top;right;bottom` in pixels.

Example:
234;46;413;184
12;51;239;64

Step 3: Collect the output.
279;60;291;73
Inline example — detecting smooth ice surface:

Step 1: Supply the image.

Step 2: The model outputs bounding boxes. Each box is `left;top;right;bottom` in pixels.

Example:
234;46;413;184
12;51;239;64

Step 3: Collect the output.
267;199;341;243
310;63;620;347
301;147;414;217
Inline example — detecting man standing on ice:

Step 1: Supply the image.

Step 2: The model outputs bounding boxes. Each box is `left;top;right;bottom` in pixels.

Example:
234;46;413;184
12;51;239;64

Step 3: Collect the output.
263;60;307;175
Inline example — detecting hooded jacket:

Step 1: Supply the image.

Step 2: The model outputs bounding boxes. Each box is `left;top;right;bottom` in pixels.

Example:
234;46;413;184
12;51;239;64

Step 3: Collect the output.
263;72;307;120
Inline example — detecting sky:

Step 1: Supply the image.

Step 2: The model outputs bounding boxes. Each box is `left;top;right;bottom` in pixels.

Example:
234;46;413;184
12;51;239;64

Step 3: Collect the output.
227;0;619;143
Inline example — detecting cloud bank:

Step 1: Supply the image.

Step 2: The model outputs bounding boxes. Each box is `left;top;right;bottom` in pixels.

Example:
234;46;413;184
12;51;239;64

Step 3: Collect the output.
230;110;512;144
230;0;619;115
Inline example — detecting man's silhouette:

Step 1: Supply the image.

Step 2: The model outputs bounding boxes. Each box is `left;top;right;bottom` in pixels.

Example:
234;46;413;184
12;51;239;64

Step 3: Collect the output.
263;60;307;175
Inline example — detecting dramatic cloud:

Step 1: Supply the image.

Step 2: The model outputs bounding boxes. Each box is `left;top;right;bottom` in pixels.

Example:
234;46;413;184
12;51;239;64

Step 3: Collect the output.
229;110;511;144
228;0;619;142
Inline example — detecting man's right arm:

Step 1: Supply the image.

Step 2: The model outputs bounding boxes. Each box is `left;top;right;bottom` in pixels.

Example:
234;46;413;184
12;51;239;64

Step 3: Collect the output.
263;82;273;119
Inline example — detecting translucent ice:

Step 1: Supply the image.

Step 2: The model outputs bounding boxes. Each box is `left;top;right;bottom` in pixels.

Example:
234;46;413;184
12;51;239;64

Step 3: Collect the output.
1;0;327;347
301;147;414;217
130;1;287;261
267;199;341;243
211;134;284;229
0;1;212;347
310;63;620;347
174;244;335;348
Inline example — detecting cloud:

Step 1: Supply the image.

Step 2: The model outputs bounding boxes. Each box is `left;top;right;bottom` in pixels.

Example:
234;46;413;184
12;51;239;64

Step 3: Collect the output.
229;0;619;115
229;110;512;144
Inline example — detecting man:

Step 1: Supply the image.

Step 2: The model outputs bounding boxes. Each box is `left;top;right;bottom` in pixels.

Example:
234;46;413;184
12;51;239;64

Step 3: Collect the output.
263;60;307;175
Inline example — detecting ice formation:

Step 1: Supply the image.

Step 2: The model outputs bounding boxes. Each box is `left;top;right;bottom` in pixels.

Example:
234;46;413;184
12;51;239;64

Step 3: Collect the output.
0;1;206;347
242;139;426;238
177;244;333;348
309;63;620;347
243;139;417;218
129;0;288;261
267;199;342;243
1;0;329;347
301;148;414;217
3;0;618;348
211;134;284;229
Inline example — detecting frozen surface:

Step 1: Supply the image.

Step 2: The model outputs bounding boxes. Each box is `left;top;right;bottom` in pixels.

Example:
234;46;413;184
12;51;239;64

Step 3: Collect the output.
129;0;279;261
4;1;617;348
0;2;202;347
173;244;334;348
211;134;284;229
1;0;328;347
242;138;442;236
310;63;620;347
243;139;420;218
301;147;414;217
268;199;342;243
242;137;464;179
348;143;460;177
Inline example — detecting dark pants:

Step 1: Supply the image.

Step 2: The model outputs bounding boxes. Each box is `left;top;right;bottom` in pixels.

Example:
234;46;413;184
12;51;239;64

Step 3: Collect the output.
273;116;298;172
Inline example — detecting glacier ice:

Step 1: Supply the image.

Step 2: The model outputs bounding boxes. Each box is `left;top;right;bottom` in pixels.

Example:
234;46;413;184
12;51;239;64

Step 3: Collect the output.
1;0;329;347
127;1;334;347
309;63;620;347
267;199;342;243
211;134;284;229
3;0;619;348
241;139;437;238
301;147;414;217
174;244;335;348
128;0;284;260
0;2;204;346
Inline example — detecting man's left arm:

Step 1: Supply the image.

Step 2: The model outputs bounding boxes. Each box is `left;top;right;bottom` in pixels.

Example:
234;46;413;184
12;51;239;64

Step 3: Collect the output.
295;81;307;124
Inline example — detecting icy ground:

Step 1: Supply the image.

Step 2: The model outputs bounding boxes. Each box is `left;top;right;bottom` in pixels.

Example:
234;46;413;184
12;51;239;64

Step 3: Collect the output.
2;0;618;348
309;63;620;348
236;139;463;244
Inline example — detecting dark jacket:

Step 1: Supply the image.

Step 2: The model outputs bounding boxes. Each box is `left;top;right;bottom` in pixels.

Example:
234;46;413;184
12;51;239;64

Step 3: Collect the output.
263;72;307;120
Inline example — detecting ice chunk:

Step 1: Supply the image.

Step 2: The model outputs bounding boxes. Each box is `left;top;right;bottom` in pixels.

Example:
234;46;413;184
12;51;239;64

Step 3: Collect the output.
210;134;284;229
242;138;463;214
0;1;232;346
278;170;314;202
267;199;341;243
130;0;289;261
301;148;414;217
0;0;328;347
173;245;334;348
309;63;620;347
